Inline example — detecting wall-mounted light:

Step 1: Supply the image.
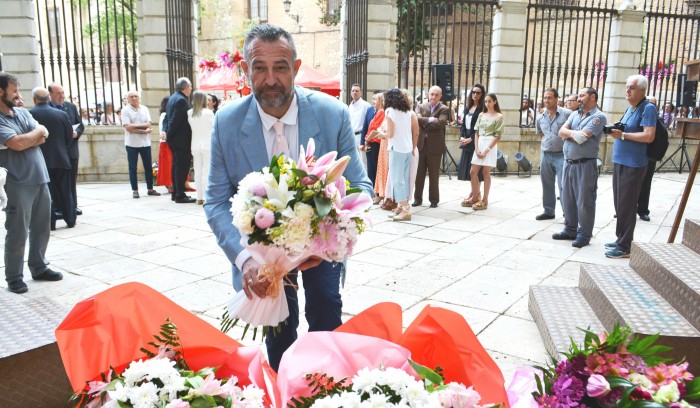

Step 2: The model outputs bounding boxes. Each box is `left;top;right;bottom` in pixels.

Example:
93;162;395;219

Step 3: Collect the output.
283;0;300;23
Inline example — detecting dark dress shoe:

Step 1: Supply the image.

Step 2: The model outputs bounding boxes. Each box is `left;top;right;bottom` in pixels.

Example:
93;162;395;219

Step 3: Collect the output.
411;201;422;207
53;210;64;219
33;269;63;281
175;195;196;204
639;214;650;221
536;213;555;220
75;208;83;216
66;222;76;228
429;203;438;208
571;239;589;248
8;280;28;294
552;231;576;240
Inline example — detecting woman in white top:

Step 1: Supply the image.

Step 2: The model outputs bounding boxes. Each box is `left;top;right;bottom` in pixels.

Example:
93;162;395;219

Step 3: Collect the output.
187;91;215;204
377;88;419;221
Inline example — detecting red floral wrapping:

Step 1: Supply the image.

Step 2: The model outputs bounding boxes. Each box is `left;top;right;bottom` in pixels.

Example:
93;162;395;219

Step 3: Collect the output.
55;282;278;407
335;302;510;407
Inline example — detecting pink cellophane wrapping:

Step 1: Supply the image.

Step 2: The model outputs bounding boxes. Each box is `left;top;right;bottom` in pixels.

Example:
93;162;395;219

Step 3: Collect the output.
506;366;542;408
276;331;415;404
334;302;510;407
55;282;280;407
227;241;312;327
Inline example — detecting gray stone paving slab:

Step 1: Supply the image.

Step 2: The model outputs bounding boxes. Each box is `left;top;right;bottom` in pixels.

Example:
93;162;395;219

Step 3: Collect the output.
0;171;697;383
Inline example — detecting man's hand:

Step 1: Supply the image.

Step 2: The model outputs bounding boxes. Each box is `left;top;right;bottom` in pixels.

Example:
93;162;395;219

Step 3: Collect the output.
609;129;623;139
298;256;323;271
72;130;78;139
241;258;270;300
459;137;472;146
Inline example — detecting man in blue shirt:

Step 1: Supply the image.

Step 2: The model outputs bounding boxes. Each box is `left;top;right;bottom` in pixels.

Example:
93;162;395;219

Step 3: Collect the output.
554;87;606;248
605;75;657;258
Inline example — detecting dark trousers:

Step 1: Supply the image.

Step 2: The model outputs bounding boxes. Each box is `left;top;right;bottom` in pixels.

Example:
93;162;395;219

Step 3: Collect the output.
69;157;79;207
126;146;154;191
613;163;647;253
47;168;76;225
168;142;191;198
265;261;343;371
637;160;655;216
414;148;442;204
365;142;380;186
561;160;598;242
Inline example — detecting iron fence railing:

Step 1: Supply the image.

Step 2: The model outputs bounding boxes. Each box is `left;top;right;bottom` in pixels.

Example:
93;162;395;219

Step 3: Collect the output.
165;0;195;95
34;0;138;124
397;0;498;112
521;0;617;126
345;0;369;103
641;0;700;116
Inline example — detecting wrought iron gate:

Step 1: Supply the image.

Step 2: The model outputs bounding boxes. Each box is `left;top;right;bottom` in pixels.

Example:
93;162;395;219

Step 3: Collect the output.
34;0;138;118
522;0;616;123
397;0;498;108
345;0;369;102
165;0;195;94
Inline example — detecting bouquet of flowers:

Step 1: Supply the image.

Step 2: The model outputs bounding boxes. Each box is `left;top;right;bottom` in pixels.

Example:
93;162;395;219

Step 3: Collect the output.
227;138;371;327
529;325;700;408
70;320;266;408
288;361;486;408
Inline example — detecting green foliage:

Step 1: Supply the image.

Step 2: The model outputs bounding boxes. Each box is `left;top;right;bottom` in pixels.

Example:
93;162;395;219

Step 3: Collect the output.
71;0;137;44
139;318;189;371
219;309;269;341
397;0;432;58
288;373;351;407
316;0;341;26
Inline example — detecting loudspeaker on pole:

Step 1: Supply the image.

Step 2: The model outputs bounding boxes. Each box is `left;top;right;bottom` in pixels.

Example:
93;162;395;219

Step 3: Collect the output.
432;64;454;102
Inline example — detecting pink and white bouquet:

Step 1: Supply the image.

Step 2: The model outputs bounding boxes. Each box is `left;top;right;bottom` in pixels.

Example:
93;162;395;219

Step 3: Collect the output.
288;360;487;408
228;138;372;327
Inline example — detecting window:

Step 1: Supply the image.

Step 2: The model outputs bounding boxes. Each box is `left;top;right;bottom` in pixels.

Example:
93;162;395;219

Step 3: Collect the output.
326;0;341;16
47;7;62;48
250;0;268;23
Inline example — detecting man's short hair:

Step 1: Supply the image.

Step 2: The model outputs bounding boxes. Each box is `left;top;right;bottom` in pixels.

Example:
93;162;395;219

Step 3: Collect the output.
32;87;50;103
243;24;297;63
0;72;19;93
628;74;648;92
583;87;598;102
351;84;361;90
175;77;191;91
544;88;559;98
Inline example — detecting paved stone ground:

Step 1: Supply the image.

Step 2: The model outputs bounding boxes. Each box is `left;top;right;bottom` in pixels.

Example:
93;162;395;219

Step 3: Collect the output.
1;171;698;382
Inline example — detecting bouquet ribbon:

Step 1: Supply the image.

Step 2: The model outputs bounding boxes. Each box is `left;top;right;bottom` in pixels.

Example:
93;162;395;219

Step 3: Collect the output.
259;263;290;297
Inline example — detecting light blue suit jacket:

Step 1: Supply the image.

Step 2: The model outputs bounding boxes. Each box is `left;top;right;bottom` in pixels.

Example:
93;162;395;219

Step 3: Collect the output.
204;86;372;291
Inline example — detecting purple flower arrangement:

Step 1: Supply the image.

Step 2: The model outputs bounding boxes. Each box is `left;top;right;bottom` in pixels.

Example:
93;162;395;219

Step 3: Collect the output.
532;325;700;408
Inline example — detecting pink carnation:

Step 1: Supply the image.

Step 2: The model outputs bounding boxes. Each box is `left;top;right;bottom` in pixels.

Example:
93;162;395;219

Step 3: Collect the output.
254;208;275;229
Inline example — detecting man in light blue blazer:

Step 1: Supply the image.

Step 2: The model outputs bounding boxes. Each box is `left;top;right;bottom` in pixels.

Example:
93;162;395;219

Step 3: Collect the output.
204;25;371;371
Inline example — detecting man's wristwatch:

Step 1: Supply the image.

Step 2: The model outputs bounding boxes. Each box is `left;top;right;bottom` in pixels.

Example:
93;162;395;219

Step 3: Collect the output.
621;133;625;140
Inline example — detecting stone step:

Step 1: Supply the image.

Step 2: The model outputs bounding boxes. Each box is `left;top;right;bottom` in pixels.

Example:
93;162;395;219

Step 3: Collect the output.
682;219;700;255
579;264;700;363
528;285;605;359
630;242;700;331
0;293;72;407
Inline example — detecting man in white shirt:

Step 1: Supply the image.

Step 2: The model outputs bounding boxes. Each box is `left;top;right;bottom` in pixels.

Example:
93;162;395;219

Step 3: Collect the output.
348;84;371;165
121;90;160;198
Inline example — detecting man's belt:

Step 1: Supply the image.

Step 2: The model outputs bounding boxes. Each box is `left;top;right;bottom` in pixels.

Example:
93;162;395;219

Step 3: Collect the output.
566;157;595;164
354;131;361;135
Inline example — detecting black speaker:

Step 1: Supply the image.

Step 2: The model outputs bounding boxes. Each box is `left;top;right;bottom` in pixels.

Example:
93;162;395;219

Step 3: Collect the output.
676;74;697;107
432;64;454;102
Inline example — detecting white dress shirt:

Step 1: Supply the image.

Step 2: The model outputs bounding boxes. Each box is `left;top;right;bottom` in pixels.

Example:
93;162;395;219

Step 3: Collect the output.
348;98;370;133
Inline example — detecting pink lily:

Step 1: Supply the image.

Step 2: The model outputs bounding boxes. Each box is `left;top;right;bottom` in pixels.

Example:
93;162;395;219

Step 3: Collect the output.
339;192;372;217
325;156;350;184
301;164;329;186
87;371;112;396
314;151;337;168
334;177;346;198
193;373;223;396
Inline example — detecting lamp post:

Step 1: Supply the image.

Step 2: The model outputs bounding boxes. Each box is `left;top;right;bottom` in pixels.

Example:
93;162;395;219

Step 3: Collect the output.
283;0;300;23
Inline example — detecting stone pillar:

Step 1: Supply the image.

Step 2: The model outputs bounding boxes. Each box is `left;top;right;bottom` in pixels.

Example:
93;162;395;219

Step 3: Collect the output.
488;0;528;142
366;0;397;94
136;0;170;124
602;8;646;121
0;0;42;106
